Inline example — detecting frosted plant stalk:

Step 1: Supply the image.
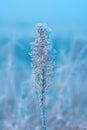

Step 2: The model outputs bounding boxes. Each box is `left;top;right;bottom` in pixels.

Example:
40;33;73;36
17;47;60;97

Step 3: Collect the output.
30;24;54;130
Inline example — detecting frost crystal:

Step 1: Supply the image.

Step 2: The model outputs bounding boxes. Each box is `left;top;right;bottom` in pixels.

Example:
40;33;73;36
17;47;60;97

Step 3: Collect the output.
30;24;54;130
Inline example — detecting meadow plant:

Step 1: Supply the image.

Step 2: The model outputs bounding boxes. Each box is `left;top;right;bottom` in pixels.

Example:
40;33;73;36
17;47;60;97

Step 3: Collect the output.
30;24;54;130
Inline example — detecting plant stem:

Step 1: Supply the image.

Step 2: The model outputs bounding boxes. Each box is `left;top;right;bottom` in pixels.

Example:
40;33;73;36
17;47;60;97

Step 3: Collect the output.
41;68;47;130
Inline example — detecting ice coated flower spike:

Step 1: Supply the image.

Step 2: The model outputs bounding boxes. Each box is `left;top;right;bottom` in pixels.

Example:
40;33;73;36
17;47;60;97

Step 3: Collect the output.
30;24;54;130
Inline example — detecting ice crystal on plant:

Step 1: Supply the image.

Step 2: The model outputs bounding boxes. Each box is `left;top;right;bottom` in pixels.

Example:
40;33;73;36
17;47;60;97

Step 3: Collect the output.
30;24;54;130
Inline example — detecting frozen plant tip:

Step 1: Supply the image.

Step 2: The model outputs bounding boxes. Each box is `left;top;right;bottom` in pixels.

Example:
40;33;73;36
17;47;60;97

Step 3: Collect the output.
30;24;54;130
